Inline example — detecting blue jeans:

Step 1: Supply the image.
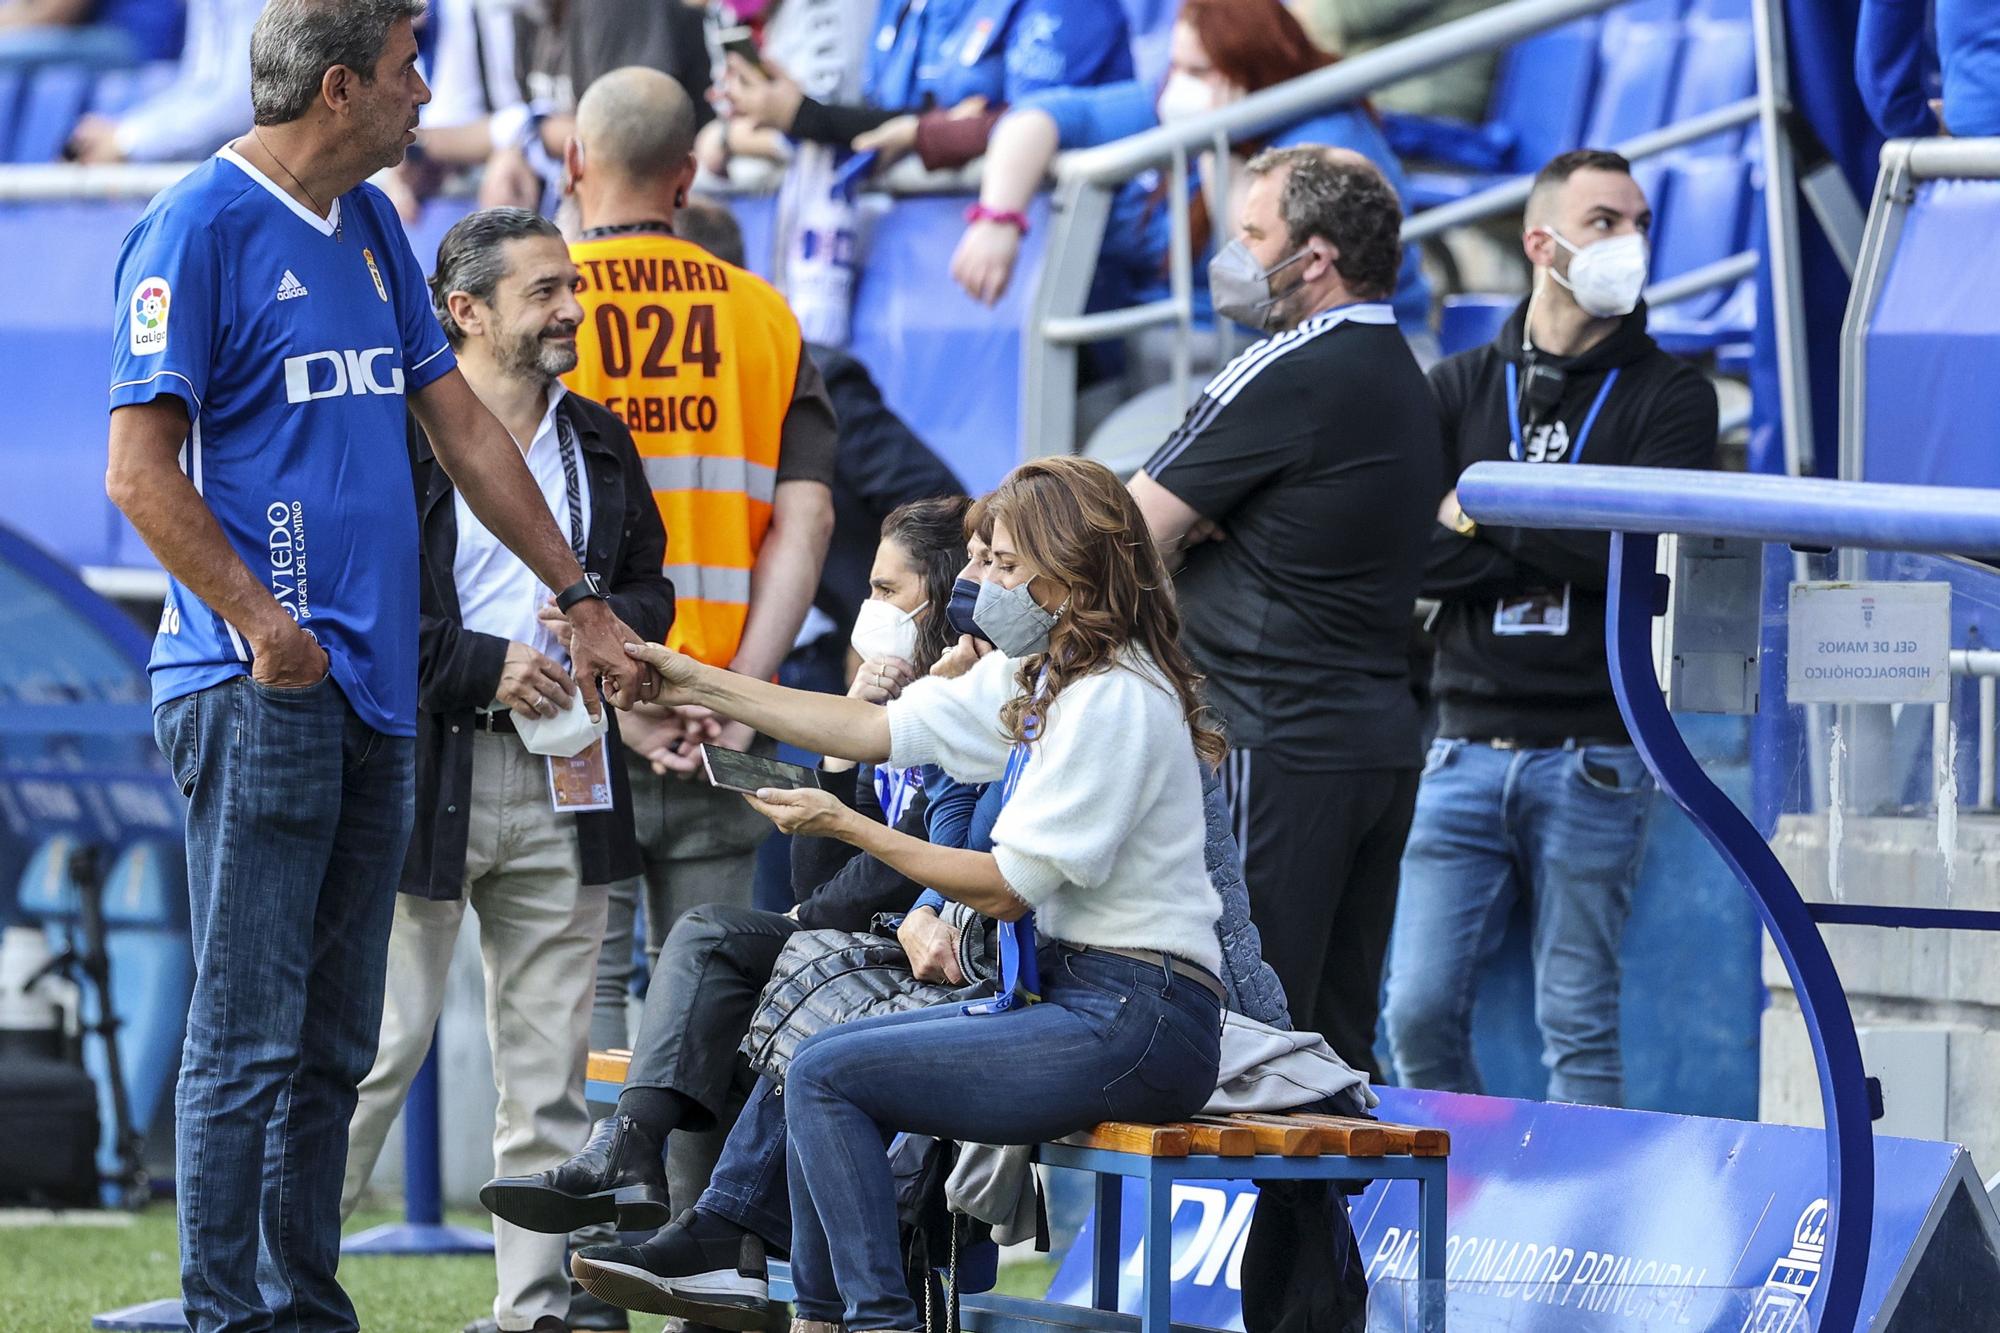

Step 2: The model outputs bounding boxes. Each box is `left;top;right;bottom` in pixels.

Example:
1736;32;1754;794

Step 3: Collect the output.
1381;739;1652;1106
697;1074;796;1253
783;946;1223;1330
154;677;414;1333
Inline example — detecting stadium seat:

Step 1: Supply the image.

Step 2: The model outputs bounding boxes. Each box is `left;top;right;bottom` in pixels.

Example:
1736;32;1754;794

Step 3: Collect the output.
1581;12;1685;148
1648;155;1757;351
12;63;95;163
1392;17;1601;209
1439;294;1517;358
1668;11;1757;153
84;839;191;1192
16;834;82;921
1651;156;1748;293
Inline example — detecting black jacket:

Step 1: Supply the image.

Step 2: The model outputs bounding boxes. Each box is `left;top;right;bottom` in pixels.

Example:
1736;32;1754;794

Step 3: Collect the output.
403;393;675;900
788;766;930;932
810;345;964;644
1424;301;1717;741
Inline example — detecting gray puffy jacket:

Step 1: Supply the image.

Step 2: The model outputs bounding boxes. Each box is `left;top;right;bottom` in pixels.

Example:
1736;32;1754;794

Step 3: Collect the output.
1202;765;1292;1030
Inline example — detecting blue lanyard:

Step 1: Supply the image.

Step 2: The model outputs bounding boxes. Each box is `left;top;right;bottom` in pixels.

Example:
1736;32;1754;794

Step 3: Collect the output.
1504;364;1620;463
873;764;921;827
963;687;1043;1016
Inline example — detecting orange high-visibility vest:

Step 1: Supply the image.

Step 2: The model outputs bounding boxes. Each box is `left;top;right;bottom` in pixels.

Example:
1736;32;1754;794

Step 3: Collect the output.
566;233;804;668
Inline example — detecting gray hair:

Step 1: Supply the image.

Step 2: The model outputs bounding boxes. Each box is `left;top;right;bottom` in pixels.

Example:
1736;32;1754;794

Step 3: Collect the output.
250;0;426;126
429;207;564;346
1243;146;1404;301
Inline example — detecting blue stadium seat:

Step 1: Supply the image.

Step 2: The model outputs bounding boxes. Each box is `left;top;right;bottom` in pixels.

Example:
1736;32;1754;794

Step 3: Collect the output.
16;834;82;920
12;63;95;163
1651;156;1748;293
1581;12;1685;147
1648;155;1756;351
1668;13;1756;153
86;839;192;1187
1394;17;1601;209
1439;294;1516;358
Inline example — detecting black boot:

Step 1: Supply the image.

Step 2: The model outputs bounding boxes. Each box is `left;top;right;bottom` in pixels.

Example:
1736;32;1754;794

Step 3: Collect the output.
480;1115;670;1234
571;1210;776;1331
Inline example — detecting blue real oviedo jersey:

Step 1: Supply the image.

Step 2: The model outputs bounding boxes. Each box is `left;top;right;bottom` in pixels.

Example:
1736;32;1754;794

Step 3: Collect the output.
108;149;456;737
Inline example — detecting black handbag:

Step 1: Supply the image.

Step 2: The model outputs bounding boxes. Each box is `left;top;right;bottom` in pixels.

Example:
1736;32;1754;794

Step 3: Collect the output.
739;928;976;1085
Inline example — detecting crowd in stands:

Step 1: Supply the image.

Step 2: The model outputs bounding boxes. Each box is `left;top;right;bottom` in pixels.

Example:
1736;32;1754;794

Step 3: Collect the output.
77;3;2000;1333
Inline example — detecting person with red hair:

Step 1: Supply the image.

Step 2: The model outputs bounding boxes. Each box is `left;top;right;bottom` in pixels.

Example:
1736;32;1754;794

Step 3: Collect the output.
950;0;1428;331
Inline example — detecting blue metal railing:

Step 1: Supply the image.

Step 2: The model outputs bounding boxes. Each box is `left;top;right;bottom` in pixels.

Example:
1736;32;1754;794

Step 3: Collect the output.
1458;462;2000;557
1456;462;2000;1333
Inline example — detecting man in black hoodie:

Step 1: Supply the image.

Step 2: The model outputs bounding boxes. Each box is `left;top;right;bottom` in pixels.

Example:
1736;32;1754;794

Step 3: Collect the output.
1381;150;1716;1107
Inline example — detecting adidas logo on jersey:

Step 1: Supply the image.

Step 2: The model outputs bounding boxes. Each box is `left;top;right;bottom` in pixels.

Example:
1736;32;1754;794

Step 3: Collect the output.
276;270;309;302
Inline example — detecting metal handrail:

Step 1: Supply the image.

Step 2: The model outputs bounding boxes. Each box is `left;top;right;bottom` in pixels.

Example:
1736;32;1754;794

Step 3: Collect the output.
1023;0;1768;459
1059;0;1627;186
1905;136;2000;181
1402;96;1760;241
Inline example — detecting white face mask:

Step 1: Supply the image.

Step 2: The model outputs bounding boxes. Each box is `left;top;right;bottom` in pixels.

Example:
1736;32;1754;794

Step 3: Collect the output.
1545;228;1649;319
850;597;921;664
1156;71;1216;125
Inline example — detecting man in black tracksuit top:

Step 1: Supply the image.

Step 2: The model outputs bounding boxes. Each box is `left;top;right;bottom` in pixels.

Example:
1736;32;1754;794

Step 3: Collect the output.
1131;149;1440;1076
1382;150;1716;1107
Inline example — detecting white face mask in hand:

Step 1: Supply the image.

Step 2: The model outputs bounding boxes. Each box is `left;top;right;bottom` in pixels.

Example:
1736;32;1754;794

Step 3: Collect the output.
1544;228;1649;318
850;597;921;663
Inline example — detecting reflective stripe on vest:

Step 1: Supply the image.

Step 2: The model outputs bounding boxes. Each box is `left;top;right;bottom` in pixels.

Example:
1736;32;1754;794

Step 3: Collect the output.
663;563;753;606
643;456;778;504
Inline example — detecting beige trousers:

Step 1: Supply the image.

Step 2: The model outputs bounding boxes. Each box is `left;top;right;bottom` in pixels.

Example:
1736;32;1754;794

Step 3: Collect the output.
342;730;610;1331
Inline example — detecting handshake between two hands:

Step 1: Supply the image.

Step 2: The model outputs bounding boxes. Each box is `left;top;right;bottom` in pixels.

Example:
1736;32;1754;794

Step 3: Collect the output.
509;600;752;778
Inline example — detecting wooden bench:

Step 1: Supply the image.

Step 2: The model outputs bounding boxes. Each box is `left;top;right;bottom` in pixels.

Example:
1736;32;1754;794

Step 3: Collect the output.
586;1050;1450;1332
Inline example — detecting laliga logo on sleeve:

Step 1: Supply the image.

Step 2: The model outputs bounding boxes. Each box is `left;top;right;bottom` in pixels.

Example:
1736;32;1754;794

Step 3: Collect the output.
130;277;171;356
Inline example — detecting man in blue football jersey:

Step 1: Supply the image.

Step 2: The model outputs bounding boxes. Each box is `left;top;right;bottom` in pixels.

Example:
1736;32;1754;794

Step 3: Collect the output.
103;4;653;1330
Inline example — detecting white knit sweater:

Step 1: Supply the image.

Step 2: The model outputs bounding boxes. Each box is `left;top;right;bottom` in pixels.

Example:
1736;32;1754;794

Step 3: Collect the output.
886;649;1223;974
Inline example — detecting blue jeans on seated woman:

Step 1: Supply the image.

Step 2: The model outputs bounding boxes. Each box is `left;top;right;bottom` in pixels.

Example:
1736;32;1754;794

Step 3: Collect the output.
782;945;1223;1330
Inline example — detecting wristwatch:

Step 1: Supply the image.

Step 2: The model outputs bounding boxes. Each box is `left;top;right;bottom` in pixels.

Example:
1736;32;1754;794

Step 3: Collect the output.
555;572;608;613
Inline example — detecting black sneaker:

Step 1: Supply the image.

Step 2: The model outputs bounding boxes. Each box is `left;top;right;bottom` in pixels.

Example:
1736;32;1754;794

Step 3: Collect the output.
481;1115;670;1235
571;1212;775;1331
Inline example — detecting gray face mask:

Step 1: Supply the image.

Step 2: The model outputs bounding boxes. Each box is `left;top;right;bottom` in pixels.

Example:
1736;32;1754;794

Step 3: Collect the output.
1208;239;1309;330
971;578;1058;658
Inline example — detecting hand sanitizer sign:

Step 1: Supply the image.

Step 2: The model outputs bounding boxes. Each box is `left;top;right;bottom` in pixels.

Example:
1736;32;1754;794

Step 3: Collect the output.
1787;581;1951;705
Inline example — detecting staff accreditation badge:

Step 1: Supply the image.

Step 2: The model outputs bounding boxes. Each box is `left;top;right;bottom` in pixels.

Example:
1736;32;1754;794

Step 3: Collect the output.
362;248;388;302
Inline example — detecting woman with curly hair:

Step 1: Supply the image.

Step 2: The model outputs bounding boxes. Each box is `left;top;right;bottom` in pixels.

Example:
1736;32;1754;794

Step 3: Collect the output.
617;454;1228;1333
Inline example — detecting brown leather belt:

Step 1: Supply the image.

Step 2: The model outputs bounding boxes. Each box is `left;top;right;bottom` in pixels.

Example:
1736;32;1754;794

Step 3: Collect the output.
1079;945;1227;1004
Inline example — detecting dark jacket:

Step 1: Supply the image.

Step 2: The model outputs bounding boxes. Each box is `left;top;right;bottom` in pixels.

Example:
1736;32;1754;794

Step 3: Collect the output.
403;392;675;900
810;345;964;644
1423;300;1717;742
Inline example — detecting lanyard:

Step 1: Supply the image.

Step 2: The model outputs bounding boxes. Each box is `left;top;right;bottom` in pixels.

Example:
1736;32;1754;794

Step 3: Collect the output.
964;678;1043;1016
873;764;922;827
1504;364;1620;464
553;412;586;563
